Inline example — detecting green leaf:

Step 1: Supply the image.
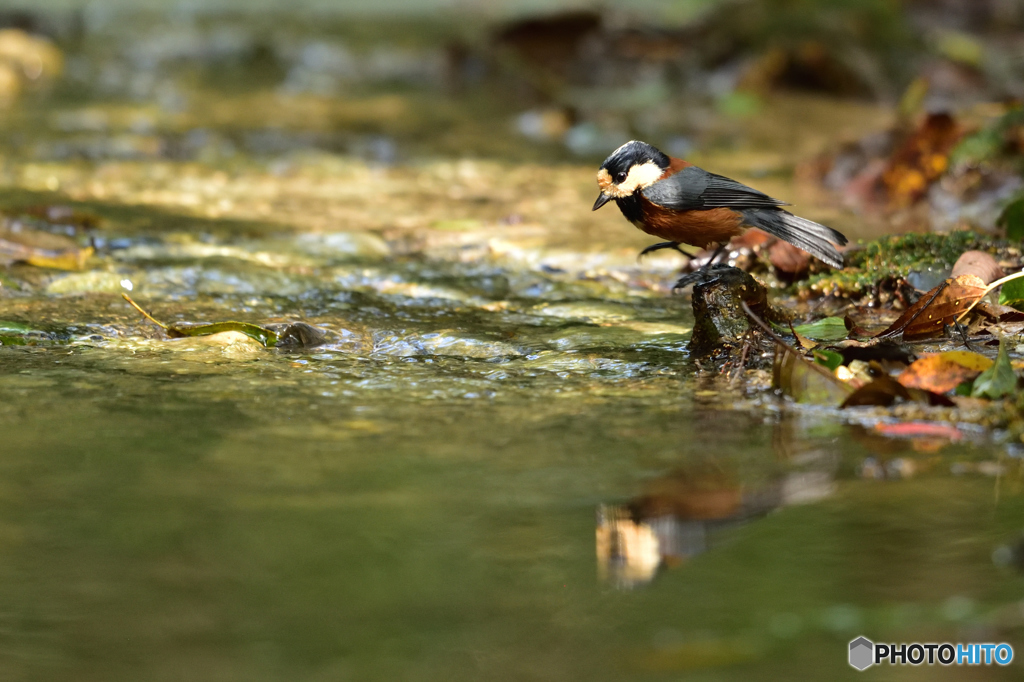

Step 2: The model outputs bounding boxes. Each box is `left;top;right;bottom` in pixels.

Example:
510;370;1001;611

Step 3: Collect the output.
812;349;844;371
122;294;279;347
998;276;1024;309
999;196;1024;241
792;317;849;341
774;346;854;405
167;321;279;347
954;380;974;396
971;338;1017;399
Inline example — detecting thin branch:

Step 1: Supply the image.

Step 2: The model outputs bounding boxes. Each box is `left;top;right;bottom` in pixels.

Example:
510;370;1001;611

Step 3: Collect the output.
121;293;168;330
739;300;841;383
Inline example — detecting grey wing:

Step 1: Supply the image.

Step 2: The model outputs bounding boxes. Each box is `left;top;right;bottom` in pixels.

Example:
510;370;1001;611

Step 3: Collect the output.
643;167;789;211
701;172;790;208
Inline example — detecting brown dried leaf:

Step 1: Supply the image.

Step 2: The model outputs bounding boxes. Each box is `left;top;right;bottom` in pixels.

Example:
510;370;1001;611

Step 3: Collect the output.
841;374;911;407
842;374;956;408
876;274;987;341
975;301;1024;322
950;250;1004;285
768;240;811;275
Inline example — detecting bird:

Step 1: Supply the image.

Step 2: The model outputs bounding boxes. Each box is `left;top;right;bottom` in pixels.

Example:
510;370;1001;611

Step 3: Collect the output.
592;140;848;276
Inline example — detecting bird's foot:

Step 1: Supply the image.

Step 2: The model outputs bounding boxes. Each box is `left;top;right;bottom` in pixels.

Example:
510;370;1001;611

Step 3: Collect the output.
672;244;731;291
637;241;693;260
672;264;739;291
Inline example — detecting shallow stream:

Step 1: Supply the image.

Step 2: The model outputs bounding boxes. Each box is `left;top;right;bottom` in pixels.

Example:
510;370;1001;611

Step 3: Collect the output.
0;8;1022;680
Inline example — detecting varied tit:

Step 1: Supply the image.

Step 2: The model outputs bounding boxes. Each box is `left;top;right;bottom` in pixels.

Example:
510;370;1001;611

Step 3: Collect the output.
593;140;848;269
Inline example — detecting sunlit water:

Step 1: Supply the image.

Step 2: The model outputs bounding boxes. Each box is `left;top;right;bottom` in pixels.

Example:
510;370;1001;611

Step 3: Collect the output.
2;273;1022;681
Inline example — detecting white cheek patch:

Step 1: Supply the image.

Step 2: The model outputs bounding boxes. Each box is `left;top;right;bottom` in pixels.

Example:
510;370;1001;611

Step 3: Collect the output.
621;162;664;193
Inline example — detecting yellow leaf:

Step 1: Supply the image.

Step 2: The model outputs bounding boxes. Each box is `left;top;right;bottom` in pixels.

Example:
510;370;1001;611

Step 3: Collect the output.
936;350;993;372
25;246;93;271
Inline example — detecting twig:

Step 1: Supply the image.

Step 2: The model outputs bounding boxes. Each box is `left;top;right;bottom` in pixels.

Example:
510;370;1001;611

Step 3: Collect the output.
739;300;841;383
121;293;168;330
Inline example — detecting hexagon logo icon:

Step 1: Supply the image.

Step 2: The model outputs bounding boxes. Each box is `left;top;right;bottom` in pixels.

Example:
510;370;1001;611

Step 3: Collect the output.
849;636;874;670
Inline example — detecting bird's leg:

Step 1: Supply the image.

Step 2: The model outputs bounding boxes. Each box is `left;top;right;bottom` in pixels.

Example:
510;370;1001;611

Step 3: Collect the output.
951;319;977;352
671;243;730;291
704;243;727;268
637;241;694;260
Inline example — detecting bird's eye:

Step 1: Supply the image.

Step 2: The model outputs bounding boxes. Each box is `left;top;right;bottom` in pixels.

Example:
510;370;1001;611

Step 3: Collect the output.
614;171;627;184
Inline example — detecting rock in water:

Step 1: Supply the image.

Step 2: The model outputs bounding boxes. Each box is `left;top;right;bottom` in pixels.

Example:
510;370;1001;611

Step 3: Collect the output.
688;265;780;364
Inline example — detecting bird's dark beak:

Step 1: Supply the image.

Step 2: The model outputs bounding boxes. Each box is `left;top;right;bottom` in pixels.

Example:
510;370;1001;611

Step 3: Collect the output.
592;193;612;211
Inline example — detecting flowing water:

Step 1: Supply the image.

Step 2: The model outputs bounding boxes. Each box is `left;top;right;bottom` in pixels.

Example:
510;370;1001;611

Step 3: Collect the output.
0;8;1022;681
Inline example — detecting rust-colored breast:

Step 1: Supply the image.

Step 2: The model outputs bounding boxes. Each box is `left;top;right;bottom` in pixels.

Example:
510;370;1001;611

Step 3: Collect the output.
661;156;692;179
635;197;744;249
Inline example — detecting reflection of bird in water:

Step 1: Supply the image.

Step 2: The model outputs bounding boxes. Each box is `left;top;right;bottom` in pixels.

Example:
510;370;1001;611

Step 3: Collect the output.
596;468;835;588
595;506;663;589
592;140;848;283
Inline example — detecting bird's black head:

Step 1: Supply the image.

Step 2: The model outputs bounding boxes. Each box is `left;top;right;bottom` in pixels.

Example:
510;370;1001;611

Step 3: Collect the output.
593;140;670;210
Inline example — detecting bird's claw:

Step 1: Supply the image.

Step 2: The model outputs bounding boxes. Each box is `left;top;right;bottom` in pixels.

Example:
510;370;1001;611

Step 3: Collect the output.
671;263;731;291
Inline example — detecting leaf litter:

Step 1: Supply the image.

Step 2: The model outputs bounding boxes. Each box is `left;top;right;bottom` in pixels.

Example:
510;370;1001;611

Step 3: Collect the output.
739;250;1024;449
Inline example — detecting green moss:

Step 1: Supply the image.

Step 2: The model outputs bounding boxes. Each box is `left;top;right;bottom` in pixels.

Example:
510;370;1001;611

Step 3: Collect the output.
798;230;991;298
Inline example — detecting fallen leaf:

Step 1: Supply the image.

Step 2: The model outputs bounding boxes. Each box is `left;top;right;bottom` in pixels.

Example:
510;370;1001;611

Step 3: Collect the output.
931;350;992;372
998;277;1024;310
971;337;1017;399
792;327;817;350
793;316;849;342
767;240;811;274
775;345;854;405
898;351;992;393
842;373;955;408
841;375;911;407
876;274;987;341
167;321;279;346
975;301;1024;322
122;294;280;347
813;348;844;371
0;226;93;270
741;301;854;405
950;250;1004;284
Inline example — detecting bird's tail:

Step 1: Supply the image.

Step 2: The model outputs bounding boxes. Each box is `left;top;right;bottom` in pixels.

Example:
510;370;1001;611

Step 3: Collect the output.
740;209;848;269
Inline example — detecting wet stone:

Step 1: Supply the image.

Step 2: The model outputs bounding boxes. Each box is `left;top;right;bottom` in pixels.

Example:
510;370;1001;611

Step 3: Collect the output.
688;265;780;365
273;322;330;349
